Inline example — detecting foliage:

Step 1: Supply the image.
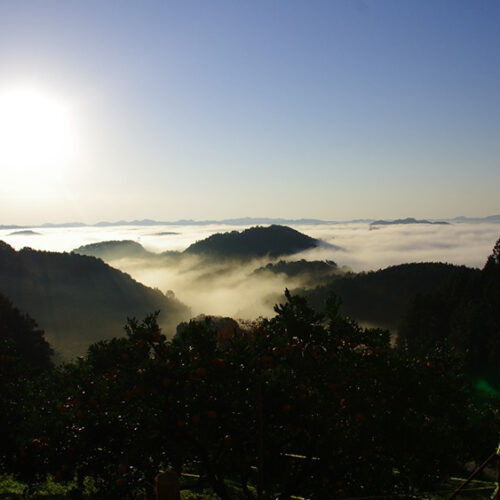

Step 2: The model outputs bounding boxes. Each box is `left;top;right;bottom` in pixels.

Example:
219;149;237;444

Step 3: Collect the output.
253;259;339;284
398;237;500;387
0;293;53;488
0;292;53;370
1;291;489;499
299;262;479;330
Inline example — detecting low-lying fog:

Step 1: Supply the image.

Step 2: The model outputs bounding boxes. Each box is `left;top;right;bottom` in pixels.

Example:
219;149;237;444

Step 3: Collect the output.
2;222;499;320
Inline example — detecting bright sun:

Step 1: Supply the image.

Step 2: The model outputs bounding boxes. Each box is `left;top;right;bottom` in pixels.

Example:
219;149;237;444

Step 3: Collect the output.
0;86;77;185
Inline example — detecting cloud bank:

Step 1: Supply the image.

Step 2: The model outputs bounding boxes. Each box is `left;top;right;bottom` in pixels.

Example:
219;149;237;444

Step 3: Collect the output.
1;222;498;320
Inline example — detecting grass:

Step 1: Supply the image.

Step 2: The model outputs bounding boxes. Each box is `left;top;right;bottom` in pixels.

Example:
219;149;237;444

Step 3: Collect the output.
0;474;496;499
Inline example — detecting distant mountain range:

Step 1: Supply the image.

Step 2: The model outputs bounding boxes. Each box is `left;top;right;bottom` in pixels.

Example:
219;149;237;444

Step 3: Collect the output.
370;218;450;226
451;215;500;223
2;214;499;229
0;218;344;229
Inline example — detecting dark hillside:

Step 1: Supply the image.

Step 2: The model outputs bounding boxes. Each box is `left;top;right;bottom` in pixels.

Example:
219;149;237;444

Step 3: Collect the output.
398;237;500;384
72;226;332;264
73;240;154;260
0;241;189;358
184;225;320;260
253;259;340;285
0;291;53;370
298;262;479;330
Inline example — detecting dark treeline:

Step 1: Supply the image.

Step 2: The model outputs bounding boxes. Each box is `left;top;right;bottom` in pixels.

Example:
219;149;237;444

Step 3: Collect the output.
399;238;500;386
297;262;480;330
253;259;341;284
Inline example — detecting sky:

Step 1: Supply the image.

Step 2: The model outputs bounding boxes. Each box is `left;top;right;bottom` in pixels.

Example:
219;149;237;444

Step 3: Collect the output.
0;0;499;224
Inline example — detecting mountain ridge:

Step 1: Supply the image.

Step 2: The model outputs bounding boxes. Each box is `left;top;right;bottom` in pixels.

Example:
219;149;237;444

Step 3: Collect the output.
0;241;190;358
74;225;340;261
3;214;500;229
370;218;450;226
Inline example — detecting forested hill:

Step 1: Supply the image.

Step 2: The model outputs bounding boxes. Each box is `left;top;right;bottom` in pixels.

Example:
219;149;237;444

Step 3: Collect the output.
253;259;340;284
398;238;500;382
0;241;190;358
298;262;480;330
73;225;329;262
184;225;322;259
73;240;152;260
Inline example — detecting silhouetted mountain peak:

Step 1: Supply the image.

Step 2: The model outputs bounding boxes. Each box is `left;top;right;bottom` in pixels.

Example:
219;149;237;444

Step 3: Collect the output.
184;225;321;260
73;240;152;260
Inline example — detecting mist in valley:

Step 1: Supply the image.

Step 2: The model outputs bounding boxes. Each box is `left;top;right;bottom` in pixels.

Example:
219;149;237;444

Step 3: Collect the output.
2;221;498;323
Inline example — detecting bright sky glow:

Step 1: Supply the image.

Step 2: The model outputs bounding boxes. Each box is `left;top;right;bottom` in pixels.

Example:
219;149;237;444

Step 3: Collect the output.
0;86;78;190
0;0;499;224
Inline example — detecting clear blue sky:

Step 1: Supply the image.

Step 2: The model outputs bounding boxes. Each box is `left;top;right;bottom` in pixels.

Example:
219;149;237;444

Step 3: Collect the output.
0;0;499;223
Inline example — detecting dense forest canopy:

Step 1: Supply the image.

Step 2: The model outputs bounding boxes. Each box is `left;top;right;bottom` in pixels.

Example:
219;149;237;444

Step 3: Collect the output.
253;259;340;283
297;262;480;330
398;237;500;388
0;291;52;370
1;290;496;499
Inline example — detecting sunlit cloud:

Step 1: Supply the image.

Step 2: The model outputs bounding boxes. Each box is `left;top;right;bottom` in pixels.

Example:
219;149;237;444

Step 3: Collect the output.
1;222;498;320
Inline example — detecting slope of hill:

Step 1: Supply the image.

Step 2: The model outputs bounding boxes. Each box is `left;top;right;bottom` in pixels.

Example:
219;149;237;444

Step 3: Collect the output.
0;241;189;358
297;262;479;330
398;237;500;383
73;225;331;263
73;240;153;260
184;225;321;260
0;291;53;370
253;259;340;285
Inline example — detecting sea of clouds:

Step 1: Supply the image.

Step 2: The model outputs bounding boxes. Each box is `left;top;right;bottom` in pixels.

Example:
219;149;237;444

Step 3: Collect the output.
2;222;499;319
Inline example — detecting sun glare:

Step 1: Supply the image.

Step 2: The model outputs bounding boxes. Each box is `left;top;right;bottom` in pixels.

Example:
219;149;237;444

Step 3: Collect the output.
0;85;78;186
